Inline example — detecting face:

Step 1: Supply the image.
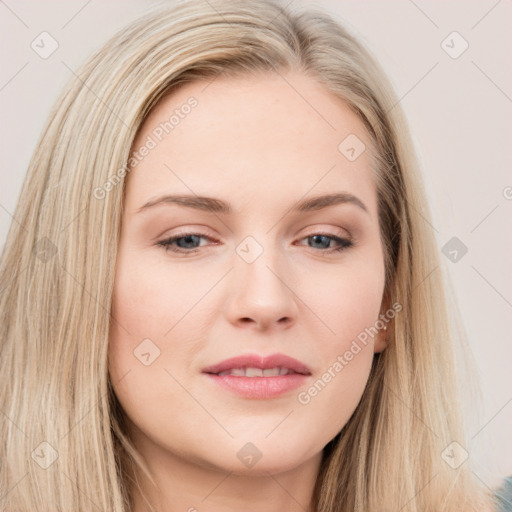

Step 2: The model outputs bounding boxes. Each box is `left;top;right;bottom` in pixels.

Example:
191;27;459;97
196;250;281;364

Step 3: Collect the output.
108;71;388;476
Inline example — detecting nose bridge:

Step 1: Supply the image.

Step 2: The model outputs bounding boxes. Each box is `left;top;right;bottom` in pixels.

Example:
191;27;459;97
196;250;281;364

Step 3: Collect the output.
225;233;299;328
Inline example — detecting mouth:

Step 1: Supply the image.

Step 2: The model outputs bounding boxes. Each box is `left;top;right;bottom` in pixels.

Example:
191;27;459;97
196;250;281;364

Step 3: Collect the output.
215;367;301;377
202;353;311;399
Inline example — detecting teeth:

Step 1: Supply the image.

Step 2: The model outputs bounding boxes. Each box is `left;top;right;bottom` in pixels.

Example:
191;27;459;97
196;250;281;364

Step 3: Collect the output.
245;367;263;377
217;367;292;377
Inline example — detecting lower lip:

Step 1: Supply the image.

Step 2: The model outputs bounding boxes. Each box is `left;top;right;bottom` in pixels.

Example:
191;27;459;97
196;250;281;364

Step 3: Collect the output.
203;373;309;399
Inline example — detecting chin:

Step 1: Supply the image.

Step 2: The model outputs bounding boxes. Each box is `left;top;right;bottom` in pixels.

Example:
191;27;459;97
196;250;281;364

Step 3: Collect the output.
200;435;323;476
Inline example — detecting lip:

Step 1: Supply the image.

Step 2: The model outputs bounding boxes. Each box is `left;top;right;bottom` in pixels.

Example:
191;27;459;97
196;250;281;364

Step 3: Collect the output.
202;353;311;399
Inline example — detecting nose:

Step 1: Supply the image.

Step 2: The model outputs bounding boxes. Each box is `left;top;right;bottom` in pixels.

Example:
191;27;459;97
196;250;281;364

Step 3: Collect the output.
223;240;299;332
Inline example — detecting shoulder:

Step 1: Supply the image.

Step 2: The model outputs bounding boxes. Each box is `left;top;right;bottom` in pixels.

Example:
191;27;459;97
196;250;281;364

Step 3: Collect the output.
493;475;512;512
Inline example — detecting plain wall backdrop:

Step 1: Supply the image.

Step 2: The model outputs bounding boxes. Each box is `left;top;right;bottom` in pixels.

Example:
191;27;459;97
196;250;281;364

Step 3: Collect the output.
1;0;511;489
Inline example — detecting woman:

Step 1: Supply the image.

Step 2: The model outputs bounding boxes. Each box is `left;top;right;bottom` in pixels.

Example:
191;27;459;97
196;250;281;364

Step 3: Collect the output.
0;0;499;510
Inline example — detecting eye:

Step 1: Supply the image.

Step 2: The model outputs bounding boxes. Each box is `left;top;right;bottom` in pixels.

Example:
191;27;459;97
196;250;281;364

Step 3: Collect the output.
157;232;215;254
298;233;353;252
157;230;353;255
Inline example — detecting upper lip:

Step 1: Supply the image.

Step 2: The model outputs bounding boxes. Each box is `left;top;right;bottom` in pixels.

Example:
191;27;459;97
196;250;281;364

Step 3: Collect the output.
202;353;311;375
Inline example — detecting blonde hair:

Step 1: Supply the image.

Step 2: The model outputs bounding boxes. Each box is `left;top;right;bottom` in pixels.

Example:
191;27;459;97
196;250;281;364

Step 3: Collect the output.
0;0;493;510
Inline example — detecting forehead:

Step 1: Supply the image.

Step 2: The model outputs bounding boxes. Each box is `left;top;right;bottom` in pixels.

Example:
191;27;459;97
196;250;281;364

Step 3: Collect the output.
125;71;378;216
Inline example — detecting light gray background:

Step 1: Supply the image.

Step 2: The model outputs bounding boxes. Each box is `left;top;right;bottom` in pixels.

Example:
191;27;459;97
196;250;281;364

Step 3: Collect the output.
1;0;511;487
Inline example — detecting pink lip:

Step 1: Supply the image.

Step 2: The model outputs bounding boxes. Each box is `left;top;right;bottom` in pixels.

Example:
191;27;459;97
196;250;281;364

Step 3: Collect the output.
202;353;311;375
202;353;311;399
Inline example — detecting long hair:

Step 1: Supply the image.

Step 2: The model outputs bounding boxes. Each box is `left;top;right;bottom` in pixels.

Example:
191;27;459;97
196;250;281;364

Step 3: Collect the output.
0;0;492;510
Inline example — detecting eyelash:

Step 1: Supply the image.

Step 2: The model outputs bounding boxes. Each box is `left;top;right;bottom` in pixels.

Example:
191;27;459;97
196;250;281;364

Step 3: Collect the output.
156;231;353;255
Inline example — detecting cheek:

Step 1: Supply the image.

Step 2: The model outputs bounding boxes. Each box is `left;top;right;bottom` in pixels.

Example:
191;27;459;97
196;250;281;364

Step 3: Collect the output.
110;248;213;344
296;362;373;453
294;254;384;429
107;246;219;407
107;256;210;454
301;249;385;342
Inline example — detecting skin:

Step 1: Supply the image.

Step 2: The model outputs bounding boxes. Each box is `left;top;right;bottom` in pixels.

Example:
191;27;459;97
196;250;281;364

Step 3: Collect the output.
108;71;389;512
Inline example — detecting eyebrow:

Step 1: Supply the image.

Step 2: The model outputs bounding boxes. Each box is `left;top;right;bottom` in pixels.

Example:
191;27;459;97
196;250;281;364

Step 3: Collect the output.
136;192;368;215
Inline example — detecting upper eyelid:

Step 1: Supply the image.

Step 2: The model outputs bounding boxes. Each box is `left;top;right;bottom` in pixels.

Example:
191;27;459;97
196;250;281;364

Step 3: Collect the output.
160;227;351;239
